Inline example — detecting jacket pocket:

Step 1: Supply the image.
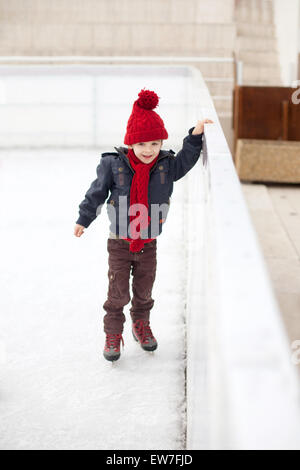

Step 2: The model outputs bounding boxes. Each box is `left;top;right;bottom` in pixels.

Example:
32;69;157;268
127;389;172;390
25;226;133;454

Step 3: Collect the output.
119;173;125;186
112;164;131;187
152;161;169;185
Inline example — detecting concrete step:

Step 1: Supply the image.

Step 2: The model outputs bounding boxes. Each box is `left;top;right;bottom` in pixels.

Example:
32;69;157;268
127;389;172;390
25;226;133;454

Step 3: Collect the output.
242;78;283;86
242;63;282;84
194;0;235;24
206;79;234;96
192;23;237;51
192;61;235;80
234;0;281;86
0;22;237;56
236;22;276;38
237;50;280;67
0;0;235;25
235;0;274;24
236;35;278;53
129;23;237;54
212;96;233;114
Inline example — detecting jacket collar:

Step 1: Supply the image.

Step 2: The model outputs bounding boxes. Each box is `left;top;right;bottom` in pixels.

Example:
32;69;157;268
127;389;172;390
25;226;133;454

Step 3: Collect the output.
113;146;173;174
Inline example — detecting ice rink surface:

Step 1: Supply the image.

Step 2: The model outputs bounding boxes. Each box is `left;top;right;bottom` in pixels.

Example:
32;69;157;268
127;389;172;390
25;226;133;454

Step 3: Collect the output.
0;146;192;450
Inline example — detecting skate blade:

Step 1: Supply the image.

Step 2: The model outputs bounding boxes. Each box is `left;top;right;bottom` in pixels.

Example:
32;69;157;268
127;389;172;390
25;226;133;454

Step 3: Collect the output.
103;355;120;365
147;350;155;355
110;359;121;367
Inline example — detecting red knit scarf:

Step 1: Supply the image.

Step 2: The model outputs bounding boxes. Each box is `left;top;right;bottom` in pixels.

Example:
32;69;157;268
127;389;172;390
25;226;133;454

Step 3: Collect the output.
121;148;158;252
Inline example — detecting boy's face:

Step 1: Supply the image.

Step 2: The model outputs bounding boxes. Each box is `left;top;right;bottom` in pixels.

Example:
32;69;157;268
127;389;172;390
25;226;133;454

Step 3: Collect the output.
128;140;163;164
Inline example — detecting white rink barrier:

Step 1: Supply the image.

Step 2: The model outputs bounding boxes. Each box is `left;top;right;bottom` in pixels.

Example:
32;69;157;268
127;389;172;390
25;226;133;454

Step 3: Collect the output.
184;67;300;450
0;62;232;148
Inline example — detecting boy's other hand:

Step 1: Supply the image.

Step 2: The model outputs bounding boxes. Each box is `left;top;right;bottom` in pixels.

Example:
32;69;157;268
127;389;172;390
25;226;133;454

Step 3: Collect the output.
192;119;214;135
74;224;85;237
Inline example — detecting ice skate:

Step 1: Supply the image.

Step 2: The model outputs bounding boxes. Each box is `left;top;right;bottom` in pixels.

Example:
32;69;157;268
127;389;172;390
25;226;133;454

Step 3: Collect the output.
103;333;124;362
132;319;157;352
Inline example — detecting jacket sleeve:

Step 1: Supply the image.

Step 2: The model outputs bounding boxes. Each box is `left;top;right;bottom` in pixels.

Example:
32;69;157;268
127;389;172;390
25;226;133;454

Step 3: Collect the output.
76;156;113;228
171;127;203;182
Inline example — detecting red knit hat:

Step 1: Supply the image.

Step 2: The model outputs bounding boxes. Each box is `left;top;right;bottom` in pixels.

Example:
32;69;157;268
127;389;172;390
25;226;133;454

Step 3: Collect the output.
124;88;168;145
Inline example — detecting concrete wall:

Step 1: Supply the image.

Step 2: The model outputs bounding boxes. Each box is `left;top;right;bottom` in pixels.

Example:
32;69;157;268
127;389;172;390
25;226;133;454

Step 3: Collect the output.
0;0;236;153
273;0;300;85
0;0;235;56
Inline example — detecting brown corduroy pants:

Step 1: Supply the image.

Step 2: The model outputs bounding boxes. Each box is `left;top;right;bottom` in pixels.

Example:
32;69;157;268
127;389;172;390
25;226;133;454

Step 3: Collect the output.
103;238;157;334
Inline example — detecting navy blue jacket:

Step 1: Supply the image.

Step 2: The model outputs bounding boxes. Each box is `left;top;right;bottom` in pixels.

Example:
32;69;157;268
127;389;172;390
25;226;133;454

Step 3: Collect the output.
76;127;203;238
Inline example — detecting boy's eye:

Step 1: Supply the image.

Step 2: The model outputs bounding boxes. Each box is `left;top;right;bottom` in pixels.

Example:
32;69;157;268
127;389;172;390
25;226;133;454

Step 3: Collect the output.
138;142;159;145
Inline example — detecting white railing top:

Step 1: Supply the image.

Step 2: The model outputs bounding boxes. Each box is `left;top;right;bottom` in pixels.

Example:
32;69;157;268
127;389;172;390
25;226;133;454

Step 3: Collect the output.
0;55;234;63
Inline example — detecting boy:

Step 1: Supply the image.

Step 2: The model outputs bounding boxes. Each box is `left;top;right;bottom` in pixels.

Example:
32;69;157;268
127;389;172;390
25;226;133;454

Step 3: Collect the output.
74;88;213;361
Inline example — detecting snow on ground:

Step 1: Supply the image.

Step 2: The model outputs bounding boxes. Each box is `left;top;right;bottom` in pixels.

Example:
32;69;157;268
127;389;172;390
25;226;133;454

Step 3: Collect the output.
0;147;188;450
